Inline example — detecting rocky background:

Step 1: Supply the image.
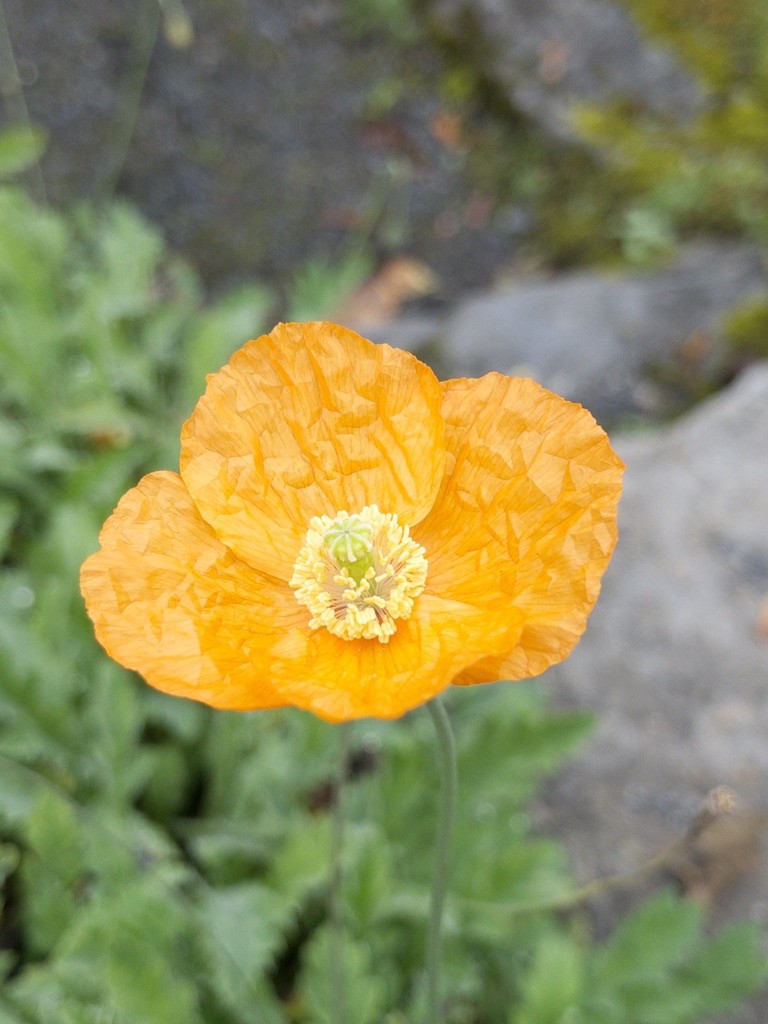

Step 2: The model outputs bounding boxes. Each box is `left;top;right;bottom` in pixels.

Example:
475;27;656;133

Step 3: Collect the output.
0;0;711;289
544;366;768;1023
2;0;767;1018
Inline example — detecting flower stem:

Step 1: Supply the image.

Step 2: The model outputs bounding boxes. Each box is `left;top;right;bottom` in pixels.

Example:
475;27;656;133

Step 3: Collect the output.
425;697;457;1024
330;721;350;1024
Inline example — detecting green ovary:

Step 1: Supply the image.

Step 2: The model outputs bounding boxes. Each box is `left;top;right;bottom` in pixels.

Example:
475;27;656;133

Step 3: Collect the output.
323;515;375;582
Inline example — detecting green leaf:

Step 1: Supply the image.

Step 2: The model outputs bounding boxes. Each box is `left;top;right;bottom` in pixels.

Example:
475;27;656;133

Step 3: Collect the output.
460;691;595;784
56;880;203;1024
679;921;768;1017
81;202;165;321
286;251;373;322
221;976;290;1024
297;925;387;1024
0;126;46;177
268;815;332;903
456;838;572;905
343;835;393;933
592;891;702;987
80;806;188;892
180;818;274;885
80;662;153;807
613;977;700;1024
0;760;40;828
201;881;293;1000
0;498;18;558
0;842;19;886
201;882;294;1020
20;790;84;955
178;284;274;411
0;995;34;1024
513;932;584;1024
142;689;206;744
3;967;80;1024
138;742;191;820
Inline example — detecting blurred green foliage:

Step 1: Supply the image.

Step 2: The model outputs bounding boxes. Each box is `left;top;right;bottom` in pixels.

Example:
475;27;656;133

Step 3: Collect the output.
578;0;768;365
342;0;421;44
0;186;765;1022
0;126;47;180
578;0;768;262
722;293;768;358
385;0;768;303
286;249;374;324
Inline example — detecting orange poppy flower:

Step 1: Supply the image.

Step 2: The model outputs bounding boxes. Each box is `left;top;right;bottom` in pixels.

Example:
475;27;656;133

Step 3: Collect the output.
80;322;623;722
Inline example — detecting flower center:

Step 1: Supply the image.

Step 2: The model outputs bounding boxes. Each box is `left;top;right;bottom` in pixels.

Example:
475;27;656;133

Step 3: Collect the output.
290;506;427;643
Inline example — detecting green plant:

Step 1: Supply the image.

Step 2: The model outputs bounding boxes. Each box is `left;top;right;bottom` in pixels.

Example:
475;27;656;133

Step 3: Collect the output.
722;293;768;359
285;249;374;322
0;126;46;180
341;0;421;45
575;0;768;259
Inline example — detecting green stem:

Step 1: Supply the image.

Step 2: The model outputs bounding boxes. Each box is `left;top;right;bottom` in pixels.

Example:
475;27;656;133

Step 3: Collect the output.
425;697;457;1024
330;721;350;1024
94;0;161;201
0;0;46;203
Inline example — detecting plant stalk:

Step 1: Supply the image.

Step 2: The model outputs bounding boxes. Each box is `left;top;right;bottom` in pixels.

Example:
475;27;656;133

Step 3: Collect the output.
330;721;350;1024
0;0;46;202
425;697;457;1024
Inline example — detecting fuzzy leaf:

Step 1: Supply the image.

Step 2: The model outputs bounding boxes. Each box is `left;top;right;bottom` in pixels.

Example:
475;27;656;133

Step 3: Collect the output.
0;126;46;177
20;791;84;955
513;932;584;1024
679;921;768;1016
56;881;203;1024
592;891;701;987
201;881;293;1005
298;925;387;1024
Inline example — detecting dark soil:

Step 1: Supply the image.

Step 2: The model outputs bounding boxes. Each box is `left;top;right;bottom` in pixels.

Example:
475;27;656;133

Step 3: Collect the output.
4;0;528;293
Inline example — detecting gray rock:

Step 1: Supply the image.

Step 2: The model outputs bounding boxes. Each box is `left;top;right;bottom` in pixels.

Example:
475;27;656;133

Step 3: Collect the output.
375;244;768;423
537;364;768;1020
425;0;704;138
555;362;768;807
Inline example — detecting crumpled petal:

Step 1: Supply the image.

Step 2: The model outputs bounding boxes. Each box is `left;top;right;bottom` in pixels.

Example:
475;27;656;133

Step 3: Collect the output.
266;595;523;722
180;322;445;581
414;373;624;683
81;326;624;723
79;471;303;710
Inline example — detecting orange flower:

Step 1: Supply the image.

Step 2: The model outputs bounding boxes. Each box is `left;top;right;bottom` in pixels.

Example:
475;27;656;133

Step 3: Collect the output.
80;322;623;722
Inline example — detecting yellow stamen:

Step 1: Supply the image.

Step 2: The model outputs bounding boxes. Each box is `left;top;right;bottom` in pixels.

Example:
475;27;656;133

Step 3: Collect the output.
290;506;428;643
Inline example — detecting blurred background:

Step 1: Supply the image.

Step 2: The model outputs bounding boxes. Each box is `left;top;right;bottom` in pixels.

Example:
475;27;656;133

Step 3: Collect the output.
0;0;767;1021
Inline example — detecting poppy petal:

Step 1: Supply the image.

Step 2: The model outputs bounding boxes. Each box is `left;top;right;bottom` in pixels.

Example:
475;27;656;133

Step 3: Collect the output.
80;471;304;710
414;373;624;683
179;322;445;582
266;594;523;722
